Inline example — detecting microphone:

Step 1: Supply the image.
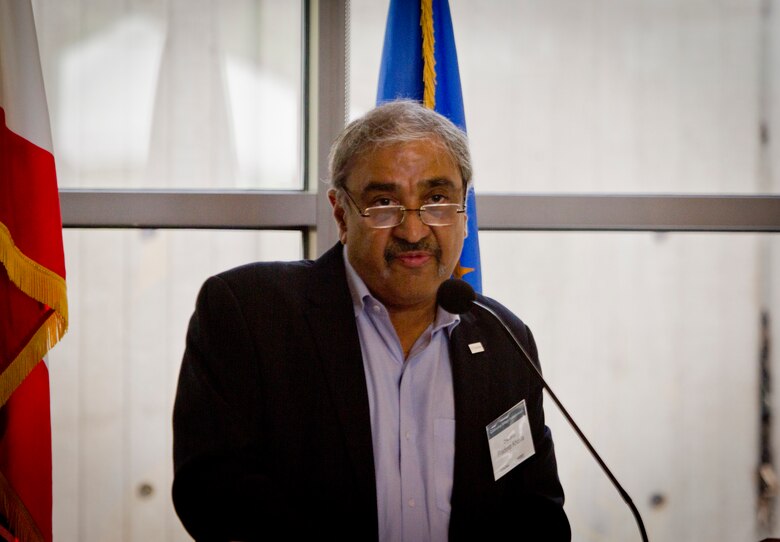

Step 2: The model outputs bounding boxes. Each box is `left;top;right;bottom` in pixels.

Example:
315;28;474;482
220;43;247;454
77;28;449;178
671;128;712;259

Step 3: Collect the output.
437;278;649;542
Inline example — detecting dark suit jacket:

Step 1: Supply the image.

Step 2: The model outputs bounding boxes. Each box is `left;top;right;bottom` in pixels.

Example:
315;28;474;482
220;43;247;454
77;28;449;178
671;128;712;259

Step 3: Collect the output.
173;243;569;541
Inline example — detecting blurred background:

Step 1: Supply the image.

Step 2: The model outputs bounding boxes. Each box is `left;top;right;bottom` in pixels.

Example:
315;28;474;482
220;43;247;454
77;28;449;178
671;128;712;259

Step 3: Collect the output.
32;0;779;540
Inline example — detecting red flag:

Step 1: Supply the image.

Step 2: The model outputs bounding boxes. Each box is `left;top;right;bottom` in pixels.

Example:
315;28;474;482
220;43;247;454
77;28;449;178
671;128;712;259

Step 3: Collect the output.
0;2;68;541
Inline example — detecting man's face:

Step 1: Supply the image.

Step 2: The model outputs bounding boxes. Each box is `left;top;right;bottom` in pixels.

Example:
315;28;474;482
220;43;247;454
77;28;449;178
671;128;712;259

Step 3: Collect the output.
329;139;467;313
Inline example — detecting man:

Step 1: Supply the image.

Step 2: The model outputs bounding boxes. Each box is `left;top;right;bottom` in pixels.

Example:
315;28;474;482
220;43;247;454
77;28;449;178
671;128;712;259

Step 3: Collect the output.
172;100;570;541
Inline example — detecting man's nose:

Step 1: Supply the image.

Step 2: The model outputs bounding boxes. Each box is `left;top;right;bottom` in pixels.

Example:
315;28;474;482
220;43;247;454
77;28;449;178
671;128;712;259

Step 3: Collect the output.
393;209;430;243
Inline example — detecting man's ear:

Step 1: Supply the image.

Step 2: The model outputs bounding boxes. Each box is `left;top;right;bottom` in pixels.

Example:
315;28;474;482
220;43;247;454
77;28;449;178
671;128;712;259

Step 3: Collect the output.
328;189;349;244
463;213;469;239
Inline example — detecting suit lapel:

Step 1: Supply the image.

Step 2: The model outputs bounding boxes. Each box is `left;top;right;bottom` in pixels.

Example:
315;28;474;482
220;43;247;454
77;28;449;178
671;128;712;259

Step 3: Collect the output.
303;244;377;521
449;311;499;508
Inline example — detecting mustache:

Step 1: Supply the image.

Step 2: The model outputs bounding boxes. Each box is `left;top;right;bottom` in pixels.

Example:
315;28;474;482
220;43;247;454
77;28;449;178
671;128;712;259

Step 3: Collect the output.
384;238;442;263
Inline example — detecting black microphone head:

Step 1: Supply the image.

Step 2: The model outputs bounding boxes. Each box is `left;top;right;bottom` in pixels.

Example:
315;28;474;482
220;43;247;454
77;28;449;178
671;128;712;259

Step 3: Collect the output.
437;278;476;314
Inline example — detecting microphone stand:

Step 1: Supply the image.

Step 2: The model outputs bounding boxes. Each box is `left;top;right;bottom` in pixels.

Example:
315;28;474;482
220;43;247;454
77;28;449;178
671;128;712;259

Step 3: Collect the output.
472;299;649;542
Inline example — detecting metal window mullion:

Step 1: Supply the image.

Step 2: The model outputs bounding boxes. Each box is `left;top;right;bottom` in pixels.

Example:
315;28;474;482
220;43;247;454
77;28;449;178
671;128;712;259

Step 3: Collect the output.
58;190;317;229
308;0;347;257
59;191;780;232
476;194;780;232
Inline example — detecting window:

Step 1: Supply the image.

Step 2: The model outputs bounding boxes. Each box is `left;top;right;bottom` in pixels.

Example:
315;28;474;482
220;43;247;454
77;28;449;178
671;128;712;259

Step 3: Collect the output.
35;0;303;190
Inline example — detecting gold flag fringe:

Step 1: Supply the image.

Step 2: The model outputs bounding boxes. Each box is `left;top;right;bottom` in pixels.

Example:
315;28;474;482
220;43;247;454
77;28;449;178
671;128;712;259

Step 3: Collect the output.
0;470;45;542
0;311;63;408
0;221;68;408
0;222;67;317
420;0;436;109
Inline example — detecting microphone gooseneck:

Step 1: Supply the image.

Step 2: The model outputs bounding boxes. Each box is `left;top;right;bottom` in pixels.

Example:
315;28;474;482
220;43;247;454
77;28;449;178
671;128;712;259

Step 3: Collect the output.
437;278;649;542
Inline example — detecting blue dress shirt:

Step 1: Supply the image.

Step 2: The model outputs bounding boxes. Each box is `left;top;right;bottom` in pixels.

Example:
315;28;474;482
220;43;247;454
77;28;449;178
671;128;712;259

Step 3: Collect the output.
344;257;460;542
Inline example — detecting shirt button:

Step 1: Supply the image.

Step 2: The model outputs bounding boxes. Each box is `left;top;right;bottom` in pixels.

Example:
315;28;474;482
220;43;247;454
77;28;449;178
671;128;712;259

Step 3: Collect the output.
405;431;411;440
372;305;381;313
408;498;416;508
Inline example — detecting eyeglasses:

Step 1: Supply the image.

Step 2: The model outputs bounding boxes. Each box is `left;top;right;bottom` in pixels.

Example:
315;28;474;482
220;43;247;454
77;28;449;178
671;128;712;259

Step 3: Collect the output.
341;188;466;229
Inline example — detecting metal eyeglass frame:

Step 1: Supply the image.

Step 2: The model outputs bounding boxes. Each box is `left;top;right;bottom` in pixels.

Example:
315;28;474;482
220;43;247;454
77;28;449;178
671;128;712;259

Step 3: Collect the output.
340;187;466;229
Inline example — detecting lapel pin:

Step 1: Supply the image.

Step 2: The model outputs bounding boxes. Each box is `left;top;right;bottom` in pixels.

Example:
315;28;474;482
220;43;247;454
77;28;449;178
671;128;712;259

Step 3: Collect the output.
468;342;484;354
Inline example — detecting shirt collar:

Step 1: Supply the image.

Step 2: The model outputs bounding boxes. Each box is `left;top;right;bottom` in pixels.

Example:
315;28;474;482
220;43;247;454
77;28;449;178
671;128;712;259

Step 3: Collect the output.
343;250;460;334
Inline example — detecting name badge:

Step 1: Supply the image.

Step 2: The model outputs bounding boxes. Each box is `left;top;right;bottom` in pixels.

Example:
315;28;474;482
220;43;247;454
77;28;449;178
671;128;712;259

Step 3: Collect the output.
485;400;535;481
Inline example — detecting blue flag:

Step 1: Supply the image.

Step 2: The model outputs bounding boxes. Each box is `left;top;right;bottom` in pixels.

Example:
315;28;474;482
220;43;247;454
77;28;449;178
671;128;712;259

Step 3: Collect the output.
377;0;482;293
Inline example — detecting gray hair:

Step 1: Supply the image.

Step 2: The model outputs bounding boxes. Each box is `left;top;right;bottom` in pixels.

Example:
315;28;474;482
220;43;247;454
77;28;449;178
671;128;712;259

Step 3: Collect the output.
327;100;472;192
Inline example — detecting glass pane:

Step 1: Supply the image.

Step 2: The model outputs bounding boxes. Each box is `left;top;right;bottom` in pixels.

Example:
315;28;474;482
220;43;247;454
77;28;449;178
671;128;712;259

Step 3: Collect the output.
480;231;780;540
49;229;303;541
33;0;303;190
349;0;777;195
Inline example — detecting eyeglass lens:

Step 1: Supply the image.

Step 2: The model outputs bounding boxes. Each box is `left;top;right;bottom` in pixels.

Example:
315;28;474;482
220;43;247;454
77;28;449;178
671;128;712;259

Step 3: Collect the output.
365;205;460;228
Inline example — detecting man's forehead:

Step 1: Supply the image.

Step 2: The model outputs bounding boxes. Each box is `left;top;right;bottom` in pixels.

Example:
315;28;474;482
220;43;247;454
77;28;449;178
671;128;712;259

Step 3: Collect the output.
359;178;460;195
